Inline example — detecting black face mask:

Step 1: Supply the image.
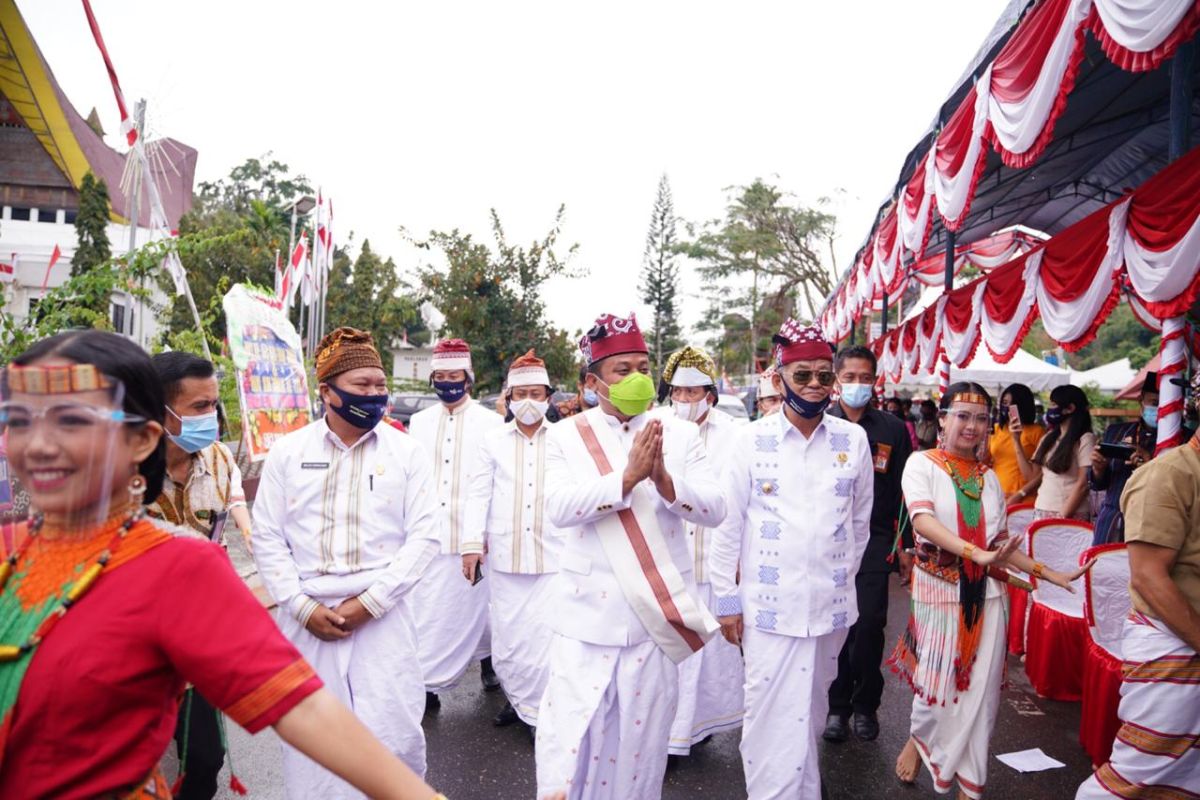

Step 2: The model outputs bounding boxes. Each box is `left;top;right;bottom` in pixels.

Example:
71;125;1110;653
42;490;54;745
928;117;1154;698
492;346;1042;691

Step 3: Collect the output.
327;384;387;429
433;379;468;404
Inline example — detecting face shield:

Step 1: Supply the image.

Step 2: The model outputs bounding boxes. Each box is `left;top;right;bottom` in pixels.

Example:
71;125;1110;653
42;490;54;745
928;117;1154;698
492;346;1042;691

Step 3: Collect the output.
1;364;147;531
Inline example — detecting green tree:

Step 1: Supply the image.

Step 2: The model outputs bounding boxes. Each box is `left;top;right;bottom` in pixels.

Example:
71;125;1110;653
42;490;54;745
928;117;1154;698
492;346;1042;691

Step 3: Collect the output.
195;154;313;215
639;174;683;373
414;206;582;392
680;179;838;374
1020;303;1159;372
324;240;420;355
72;172;112;277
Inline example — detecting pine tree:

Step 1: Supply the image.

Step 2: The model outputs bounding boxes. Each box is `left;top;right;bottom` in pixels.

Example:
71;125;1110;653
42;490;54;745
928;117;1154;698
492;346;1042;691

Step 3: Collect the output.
72;172;112;276
639;174;683;374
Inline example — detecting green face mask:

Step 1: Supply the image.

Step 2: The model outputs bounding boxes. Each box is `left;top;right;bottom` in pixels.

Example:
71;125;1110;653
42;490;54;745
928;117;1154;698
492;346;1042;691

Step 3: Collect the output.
600;372;656;417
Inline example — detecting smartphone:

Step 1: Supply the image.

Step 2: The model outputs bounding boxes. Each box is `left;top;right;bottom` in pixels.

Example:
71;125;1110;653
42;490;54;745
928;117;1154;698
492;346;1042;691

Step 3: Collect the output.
1098;441;1135;461
1008;405;1020;424
471;560;484;586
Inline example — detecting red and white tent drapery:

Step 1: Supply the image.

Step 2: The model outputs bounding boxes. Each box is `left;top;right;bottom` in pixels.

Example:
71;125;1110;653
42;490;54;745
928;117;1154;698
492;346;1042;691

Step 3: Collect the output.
870;144;1200;384
821;0;1200;340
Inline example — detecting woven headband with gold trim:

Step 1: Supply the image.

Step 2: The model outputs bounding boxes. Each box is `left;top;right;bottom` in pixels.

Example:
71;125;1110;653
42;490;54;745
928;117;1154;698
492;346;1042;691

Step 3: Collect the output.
949;392;990;407
5;365;114;395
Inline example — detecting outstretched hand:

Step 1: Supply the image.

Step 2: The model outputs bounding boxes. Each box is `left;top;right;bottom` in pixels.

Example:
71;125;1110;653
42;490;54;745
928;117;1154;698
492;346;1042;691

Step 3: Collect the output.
973;535;1022;568
1044;556;1097;592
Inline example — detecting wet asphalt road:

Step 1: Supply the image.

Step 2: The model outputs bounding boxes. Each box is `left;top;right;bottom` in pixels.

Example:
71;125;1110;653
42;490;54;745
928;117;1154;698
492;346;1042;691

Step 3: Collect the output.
195;543;1097;799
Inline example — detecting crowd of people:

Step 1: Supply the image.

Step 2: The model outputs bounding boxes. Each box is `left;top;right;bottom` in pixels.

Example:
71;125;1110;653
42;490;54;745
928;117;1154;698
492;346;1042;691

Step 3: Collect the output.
0;312;1195;800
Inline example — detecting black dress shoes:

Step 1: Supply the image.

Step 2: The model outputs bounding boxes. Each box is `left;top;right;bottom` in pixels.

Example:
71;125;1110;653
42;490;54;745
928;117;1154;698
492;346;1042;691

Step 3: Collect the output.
852;711;880;741
822;713;850;743
480;657;502;692
493;701;519;727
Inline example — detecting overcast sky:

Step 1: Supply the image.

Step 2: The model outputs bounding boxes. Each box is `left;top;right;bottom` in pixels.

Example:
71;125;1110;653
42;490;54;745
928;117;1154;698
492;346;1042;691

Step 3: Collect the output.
21;0;1008;337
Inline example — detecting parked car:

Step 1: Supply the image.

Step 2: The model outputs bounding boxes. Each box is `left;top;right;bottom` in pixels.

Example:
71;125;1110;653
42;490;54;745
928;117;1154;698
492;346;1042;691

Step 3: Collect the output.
713;393;750;424
389;393;439;426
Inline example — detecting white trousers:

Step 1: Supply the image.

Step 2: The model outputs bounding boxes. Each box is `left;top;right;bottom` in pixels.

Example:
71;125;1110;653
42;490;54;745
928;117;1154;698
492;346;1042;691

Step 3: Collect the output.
668;581;744;755
1075;614;1200;799
536;636;677;800
491;570;557;725
276;590;426;799
410;552;490;690
740;626;847;800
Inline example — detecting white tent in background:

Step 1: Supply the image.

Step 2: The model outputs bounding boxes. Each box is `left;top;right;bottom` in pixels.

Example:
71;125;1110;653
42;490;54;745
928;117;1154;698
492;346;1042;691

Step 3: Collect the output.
892;346;1072;394
1070;358;1137;395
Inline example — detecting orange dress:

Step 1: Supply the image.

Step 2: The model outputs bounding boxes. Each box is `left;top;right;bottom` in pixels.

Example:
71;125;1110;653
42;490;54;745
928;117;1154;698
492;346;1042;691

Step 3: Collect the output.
988;423;1045;499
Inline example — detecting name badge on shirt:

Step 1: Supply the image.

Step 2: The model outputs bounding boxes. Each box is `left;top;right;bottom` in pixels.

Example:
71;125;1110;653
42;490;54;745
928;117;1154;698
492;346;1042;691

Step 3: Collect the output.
301;462;330;470
873;443;892;474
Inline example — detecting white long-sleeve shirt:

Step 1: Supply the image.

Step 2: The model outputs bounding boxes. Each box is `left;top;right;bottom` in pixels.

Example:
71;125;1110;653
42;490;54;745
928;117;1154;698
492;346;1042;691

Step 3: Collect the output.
408;398;504;554
710;410;874;639
252;417;441;624
462;420;565;574
542;407;727;647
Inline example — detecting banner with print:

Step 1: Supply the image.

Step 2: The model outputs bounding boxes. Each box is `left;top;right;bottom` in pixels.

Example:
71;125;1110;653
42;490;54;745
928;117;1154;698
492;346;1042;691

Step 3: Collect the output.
222;284;312;461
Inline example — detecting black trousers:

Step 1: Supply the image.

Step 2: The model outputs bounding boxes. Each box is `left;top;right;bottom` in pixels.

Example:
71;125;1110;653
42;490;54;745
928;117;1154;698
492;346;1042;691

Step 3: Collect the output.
828;569;891;717
173;690;225;800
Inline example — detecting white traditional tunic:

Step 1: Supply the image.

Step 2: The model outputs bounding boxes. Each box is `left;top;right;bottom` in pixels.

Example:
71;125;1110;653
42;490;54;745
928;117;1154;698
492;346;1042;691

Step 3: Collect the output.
669;407;745;755
896;451;1008;800
252;417;440;797
536;406;726;800
463;419;565;725
408;398;504;690
710;411;874;800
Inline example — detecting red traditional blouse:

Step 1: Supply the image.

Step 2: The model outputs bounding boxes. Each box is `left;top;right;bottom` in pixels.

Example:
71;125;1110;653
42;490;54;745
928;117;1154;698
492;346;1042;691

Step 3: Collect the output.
0;533;322;798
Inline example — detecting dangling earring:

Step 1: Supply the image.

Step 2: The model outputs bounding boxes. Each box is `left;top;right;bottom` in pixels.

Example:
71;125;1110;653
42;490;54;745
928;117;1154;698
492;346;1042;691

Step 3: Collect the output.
128;474;147;507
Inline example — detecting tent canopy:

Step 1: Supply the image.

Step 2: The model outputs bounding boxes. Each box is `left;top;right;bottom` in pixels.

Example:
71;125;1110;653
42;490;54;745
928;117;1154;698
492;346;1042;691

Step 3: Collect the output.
1070;358;1137;395
894;346;1070;394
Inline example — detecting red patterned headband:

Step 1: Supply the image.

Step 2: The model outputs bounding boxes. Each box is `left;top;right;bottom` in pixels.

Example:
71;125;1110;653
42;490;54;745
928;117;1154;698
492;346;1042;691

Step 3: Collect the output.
5;364;114;395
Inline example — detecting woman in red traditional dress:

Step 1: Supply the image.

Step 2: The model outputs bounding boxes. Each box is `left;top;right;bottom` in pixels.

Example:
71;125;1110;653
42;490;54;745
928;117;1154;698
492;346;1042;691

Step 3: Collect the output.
889;382;1091;800
0;331;445;800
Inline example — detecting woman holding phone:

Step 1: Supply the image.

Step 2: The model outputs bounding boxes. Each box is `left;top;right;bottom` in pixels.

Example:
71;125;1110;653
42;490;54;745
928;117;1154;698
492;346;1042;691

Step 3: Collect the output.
989;384;1045;506
1017;385;1096;521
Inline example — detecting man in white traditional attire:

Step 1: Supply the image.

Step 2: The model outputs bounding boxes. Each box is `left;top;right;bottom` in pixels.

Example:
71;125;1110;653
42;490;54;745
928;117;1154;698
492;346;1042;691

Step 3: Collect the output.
462;349;565;731
756;367;782;418
535;312;727;800
656;345;745;757
710;320;874;800
252;327;441;796
409;338;505;708
1076;373;1200;799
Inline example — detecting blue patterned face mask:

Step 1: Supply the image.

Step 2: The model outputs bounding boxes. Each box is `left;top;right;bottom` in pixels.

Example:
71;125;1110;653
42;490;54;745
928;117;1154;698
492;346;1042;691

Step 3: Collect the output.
327;385;387;429
782;378;829;419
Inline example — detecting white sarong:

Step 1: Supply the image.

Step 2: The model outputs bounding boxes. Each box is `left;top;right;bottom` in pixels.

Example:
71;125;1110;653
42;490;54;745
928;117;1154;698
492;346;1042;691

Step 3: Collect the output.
491;570;556;725
411;551;490;690
274;572;427;799
1075;612;1200;799
668;581;744;755
907;592;1007;799
536;635;677;800
740;626;846;800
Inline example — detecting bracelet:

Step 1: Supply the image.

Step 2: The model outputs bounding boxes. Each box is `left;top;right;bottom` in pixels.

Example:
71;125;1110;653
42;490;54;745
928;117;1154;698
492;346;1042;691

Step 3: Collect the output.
961;543;976;562
1032;562;1045;578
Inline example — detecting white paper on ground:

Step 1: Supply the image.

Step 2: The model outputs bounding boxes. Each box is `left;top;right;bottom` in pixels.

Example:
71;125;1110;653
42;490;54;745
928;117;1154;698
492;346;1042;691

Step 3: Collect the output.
996;748;1067;773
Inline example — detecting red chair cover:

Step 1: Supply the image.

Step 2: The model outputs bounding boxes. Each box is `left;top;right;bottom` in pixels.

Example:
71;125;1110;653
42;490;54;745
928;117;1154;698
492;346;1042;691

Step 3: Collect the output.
1007;583;1028;656
1079;637;1123;766
1025;601;1089;700
1005;502;1037;656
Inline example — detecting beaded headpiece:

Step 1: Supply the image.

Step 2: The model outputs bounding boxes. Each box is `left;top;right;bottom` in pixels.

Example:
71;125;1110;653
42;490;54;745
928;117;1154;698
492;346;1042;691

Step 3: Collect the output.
4;364;113;395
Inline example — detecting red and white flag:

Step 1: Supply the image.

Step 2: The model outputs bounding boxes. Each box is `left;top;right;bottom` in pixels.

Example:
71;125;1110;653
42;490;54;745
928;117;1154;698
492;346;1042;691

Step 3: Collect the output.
0;252;16;284
39;245;62;293
81;0;137;147
283;234;308;309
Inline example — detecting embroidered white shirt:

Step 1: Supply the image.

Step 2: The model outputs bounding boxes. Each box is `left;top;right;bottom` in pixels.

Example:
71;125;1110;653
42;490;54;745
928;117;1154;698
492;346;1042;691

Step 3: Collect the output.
148;441;246;543
710;410;874;638
409;398;505;554
252;417;441;624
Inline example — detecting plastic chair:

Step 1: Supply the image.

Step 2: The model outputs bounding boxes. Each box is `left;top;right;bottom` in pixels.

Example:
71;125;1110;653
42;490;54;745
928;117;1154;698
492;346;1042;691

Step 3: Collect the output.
1079;544;1129;766
1024;518;1093;701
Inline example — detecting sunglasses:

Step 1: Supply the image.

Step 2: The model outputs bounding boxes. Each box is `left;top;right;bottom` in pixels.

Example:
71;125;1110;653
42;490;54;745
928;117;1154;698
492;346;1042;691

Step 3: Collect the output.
788;370;836;387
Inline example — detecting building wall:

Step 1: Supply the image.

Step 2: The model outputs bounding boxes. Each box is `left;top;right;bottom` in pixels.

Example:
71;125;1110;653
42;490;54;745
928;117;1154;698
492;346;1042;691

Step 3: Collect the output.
0;207;169;350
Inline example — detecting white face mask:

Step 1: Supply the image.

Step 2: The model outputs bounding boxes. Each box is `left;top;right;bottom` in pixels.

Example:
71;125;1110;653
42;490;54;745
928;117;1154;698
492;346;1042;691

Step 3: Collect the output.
673;399;706;423
512;399;549;425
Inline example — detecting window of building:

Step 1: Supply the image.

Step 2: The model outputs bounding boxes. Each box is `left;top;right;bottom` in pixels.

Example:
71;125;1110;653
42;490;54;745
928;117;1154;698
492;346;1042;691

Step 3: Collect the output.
10;207;31;221
37;209;56;223
63;210;78;224
111;303;126;334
